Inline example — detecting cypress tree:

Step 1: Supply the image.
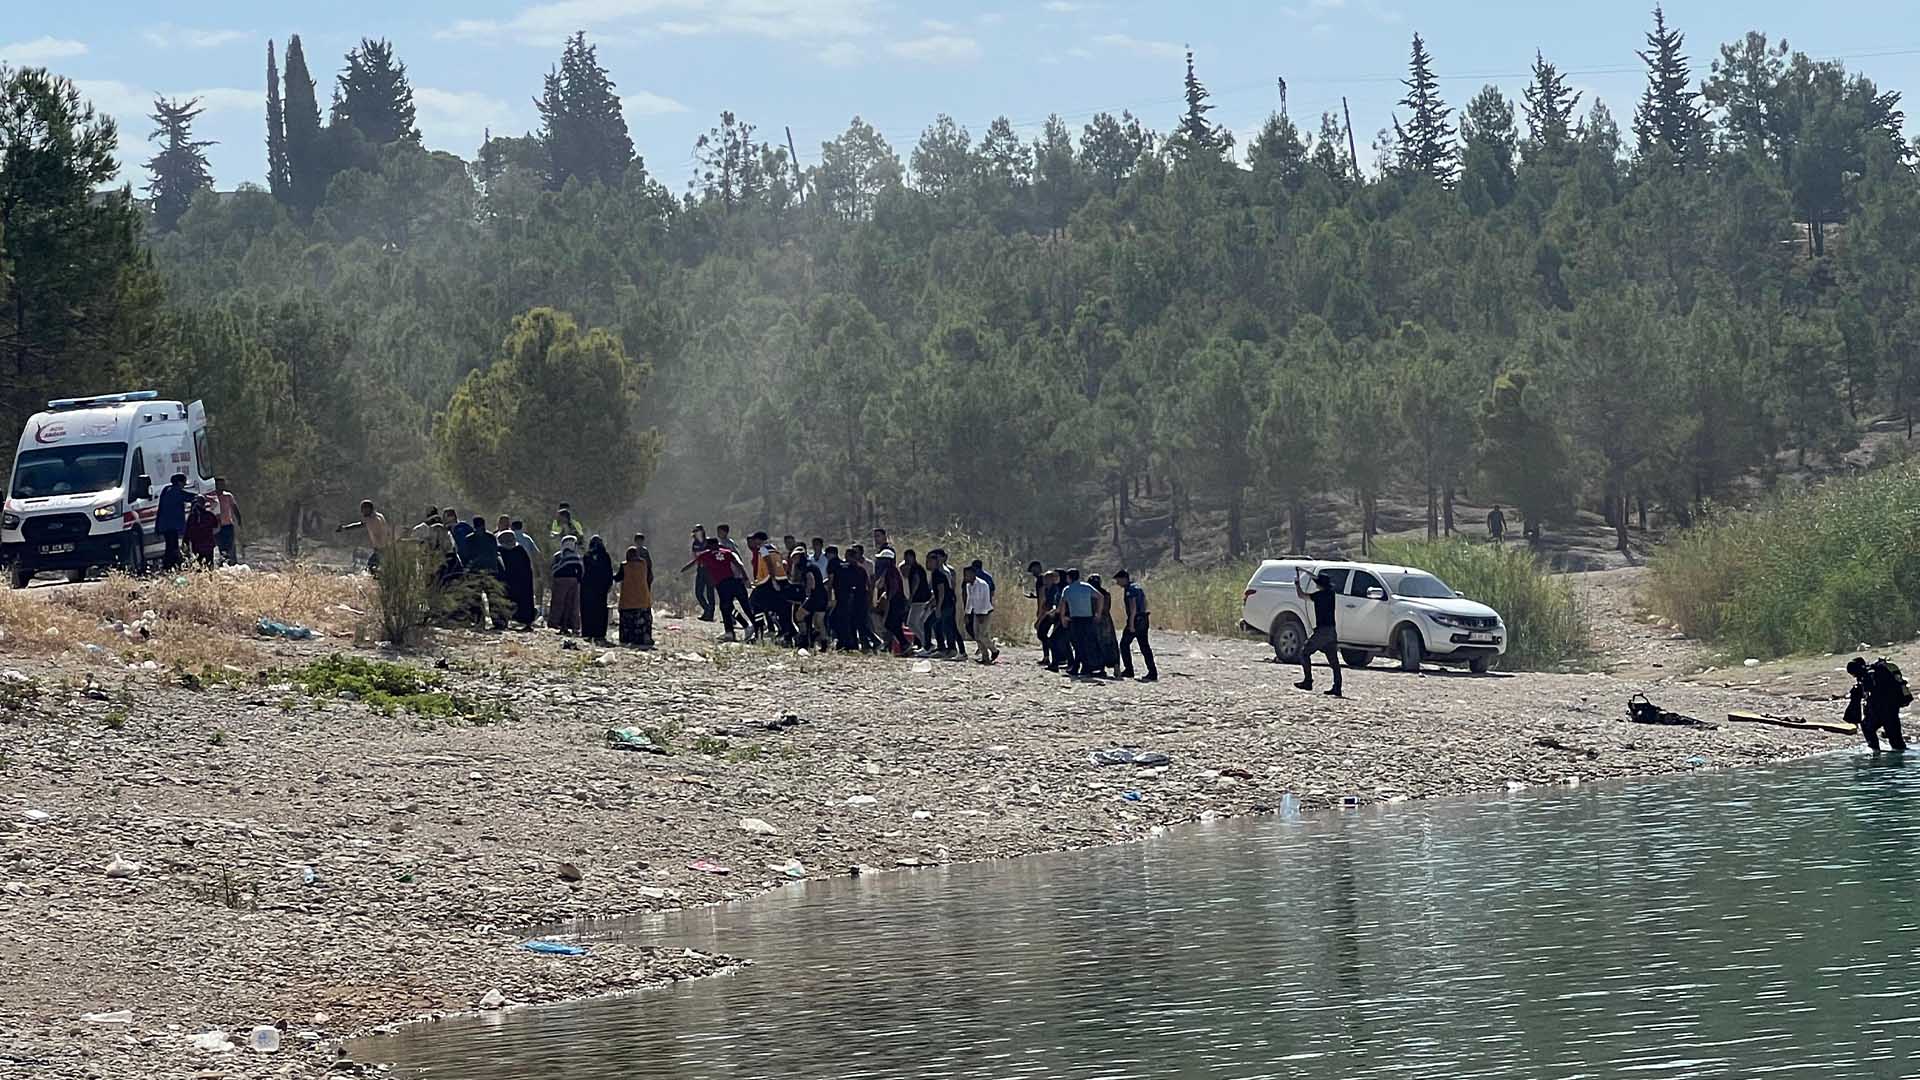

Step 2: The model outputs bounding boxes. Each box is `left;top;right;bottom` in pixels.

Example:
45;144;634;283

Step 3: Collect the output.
281;34;326;214
536;32;634;189
332;37;419;146
1520;50;1581;159
144;96;215;233
1172;48;1229;162
1393;33;1456;185
265;41;288;205
1633;4;1700;164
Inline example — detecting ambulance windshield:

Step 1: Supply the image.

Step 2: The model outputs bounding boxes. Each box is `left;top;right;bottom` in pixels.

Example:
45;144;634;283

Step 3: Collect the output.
11;443;128;499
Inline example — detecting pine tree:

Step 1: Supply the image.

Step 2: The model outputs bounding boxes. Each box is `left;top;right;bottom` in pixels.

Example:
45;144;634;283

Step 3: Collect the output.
281;34;326;214
144;96;214;233
265;41;288;205
332;37;419;146
1520;50;1581;159
536;32;634;189
1634;4;1700;164
1393;33;1456;185
1171;49;1229;162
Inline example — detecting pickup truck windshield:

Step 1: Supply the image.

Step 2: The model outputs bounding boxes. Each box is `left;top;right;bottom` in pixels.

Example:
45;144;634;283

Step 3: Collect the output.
11;443;128;499
1387;572;1456;599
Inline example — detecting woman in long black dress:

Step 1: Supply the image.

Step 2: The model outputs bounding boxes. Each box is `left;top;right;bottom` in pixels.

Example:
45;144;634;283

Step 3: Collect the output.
581;535;615;643
496;530;536;629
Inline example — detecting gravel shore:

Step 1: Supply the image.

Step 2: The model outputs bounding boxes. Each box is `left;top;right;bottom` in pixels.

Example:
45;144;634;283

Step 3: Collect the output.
3;596;1847;1079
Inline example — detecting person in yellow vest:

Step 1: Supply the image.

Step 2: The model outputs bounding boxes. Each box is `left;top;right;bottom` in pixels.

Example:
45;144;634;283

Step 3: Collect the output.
748;531;795;645
616;545;654;647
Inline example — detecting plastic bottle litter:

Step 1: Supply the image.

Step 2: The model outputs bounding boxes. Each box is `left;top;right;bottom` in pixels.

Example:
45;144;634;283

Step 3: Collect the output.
845;794;878;806
247;1026;281;1053
1743;658;1761;667
911;659;934;674
300;866;318;886
81;1010;132;1024
21;809;48;823
190;1031;235;1053
738;817;779;836
1122;790;1144;802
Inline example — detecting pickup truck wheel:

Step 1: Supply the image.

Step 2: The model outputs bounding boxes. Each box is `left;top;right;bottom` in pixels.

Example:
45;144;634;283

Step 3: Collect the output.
10;565;33;590
1340;649;1372;668
64;568;88;584
1396;625;1424;672
1469;655;1494;674
1269;615;1306;664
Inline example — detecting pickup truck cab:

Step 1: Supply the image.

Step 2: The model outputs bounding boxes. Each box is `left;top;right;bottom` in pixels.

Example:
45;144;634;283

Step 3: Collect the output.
2;392;211;587
1241;558;1506;673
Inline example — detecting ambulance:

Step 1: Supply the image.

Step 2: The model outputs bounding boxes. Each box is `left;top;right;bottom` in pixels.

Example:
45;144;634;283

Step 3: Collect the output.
1;392;212;587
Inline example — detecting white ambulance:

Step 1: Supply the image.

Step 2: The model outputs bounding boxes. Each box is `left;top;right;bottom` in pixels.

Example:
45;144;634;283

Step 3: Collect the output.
1;392;212;587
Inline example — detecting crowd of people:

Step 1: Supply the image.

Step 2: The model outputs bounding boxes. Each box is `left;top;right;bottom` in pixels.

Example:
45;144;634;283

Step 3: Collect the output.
337;502;1160;681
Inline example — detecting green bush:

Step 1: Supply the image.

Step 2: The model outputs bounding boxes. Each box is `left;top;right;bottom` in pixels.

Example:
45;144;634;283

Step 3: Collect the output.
1372;538;1589;671
1648;463;1920;658
283;653;508;723
1142;564;1250;638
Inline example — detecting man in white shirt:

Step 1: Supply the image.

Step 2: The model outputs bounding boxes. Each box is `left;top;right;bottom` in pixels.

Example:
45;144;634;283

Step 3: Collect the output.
963;564;998;665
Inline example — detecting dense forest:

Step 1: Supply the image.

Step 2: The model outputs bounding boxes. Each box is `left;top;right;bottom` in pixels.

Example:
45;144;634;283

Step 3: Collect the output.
1;10;1916;562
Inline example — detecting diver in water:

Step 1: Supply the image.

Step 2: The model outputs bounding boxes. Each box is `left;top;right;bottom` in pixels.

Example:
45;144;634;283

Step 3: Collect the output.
1847;656;1911;753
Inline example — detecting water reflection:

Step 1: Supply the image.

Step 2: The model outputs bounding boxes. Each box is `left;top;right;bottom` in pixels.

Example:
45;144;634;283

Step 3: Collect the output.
362;752;1920;1079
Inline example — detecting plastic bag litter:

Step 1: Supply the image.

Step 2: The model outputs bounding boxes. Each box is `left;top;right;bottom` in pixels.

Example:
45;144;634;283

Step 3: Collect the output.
255;618;314;640
520;940;587;956
606;727;668;754
1089;747;1172;768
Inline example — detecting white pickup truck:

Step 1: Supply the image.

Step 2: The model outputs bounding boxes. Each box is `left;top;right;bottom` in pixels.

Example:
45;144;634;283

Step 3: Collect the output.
1240;558;1507;673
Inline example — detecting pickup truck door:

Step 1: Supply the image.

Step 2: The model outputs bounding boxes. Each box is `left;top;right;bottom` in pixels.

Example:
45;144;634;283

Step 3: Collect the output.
1343;569;1395;646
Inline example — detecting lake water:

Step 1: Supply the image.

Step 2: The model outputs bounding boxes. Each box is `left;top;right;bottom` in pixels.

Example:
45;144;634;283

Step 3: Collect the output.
358;752;1920;1079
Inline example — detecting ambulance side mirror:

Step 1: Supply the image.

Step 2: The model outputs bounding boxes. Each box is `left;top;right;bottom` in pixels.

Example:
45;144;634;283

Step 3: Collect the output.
131;475;152;501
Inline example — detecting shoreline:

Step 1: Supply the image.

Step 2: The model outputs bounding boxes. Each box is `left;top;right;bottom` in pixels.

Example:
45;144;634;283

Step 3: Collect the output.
347;739;1853;1065
3;611;1850;1079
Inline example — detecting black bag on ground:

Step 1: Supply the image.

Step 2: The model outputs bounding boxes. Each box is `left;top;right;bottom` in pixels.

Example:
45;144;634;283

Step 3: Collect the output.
1627;693;1715;729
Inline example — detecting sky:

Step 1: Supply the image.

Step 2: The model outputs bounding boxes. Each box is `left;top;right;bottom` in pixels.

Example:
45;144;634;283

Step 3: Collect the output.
7;1;1920;192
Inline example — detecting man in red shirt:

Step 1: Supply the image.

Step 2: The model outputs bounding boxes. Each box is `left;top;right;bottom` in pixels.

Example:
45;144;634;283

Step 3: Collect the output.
680;538;755;641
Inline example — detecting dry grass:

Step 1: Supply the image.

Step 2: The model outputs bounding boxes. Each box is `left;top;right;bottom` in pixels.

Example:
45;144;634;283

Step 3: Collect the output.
0;565;373;672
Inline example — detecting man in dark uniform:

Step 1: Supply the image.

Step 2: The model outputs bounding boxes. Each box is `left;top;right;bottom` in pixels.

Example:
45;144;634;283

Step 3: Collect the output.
1294;568;1343;698
1847;656;1908;753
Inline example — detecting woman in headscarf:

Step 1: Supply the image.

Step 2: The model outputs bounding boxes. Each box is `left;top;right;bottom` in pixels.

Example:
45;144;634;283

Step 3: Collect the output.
497;530;536;629
581;535;615;643
1090;573;1122;679
549;535;585;635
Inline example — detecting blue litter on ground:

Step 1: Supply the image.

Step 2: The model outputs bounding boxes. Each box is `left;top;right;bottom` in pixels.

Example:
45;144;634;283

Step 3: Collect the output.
520;940;587;956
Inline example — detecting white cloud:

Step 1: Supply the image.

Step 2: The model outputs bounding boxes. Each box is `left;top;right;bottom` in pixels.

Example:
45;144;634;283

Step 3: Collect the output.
887;34;981;64
818;41;864;68
623;90;688;116
1066;46;1092;60
1042;0;1085;10
1094;33;1184;61
442;0;879;45
73;79;255;119
922;19;956;33
143;25;248;50
415;88;520;141
977;12;1006;26
0;36;88;65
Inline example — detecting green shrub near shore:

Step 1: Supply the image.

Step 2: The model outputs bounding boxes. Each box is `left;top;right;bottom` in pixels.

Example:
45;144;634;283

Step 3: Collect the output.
1141;540;1588;671
1649;464;1920;659
1371;539;1588;671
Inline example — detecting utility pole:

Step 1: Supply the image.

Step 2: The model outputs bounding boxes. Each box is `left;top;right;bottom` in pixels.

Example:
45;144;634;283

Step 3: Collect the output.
1342;96;1360;183
784;125;804;195
1276;76;1288;116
